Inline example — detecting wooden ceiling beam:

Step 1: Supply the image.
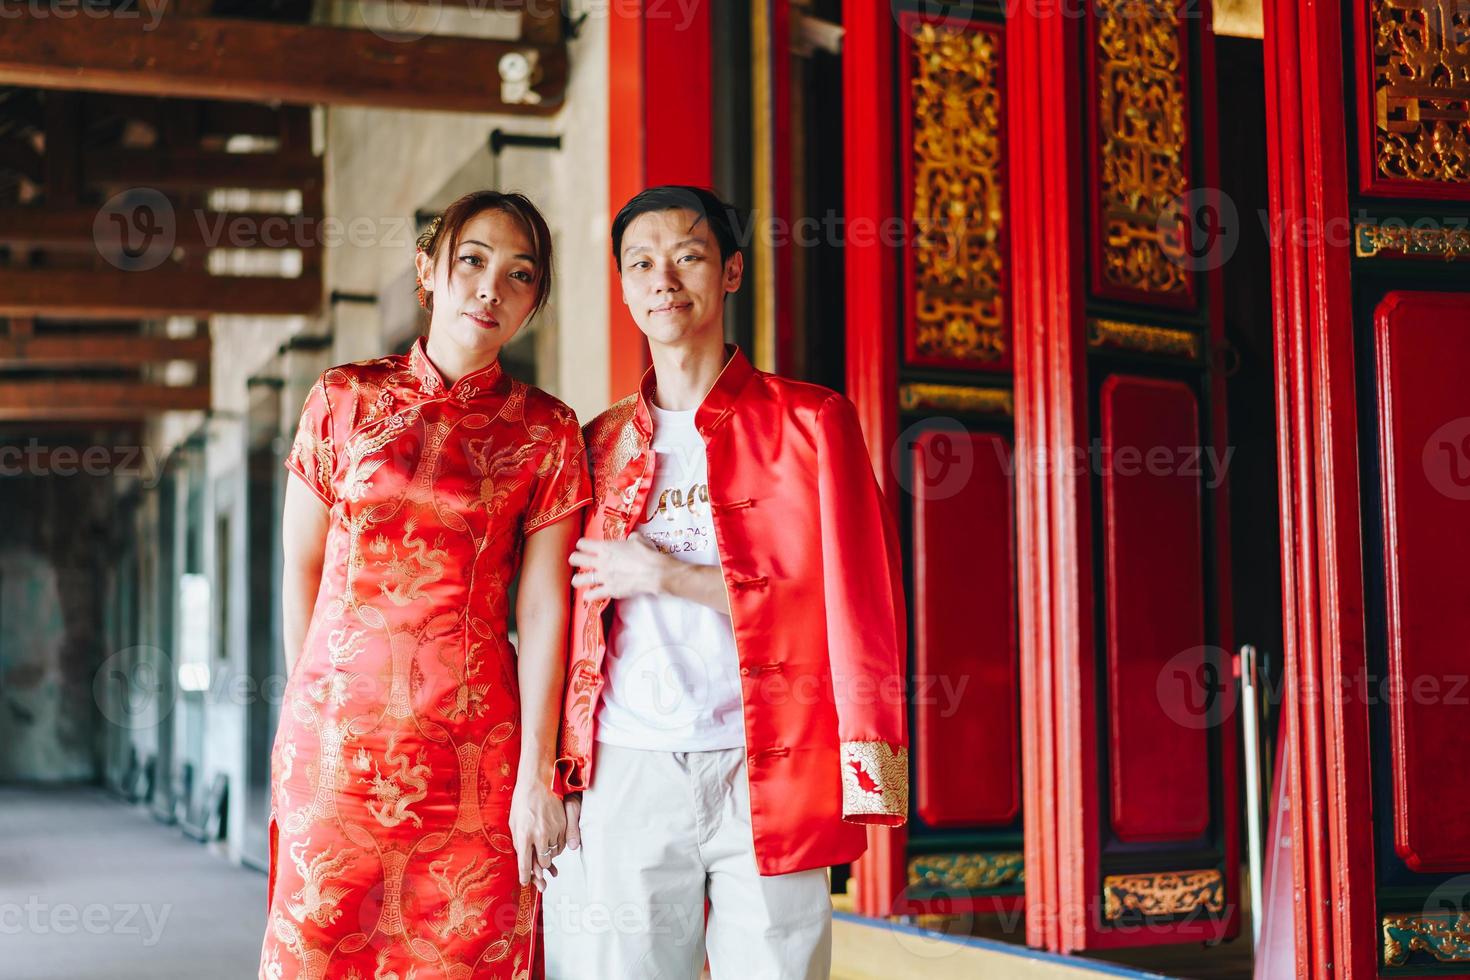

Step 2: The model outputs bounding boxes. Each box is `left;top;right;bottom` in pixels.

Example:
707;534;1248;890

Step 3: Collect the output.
0;269;322;318
0;15;566;115
84;149;321;191
0;207;324;250
0;334;211;367
0;380;211;420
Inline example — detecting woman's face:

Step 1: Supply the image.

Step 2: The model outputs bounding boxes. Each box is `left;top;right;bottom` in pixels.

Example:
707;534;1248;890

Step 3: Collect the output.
415;208;541;362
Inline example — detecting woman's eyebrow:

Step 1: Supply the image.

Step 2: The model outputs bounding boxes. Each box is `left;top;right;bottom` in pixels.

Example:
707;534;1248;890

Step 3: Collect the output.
459;239;535;263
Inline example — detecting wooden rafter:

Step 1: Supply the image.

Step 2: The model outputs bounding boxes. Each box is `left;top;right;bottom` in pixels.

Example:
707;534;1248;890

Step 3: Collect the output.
0;207;325;251
0;380;211;420
0;15;566;115
0;333;211;367
0;269;322;319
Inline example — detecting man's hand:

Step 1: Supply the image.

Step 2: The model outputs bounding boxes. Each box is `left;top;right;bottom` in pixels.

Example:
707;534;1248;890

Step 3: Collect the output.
564;793;582;852
569;533;670;600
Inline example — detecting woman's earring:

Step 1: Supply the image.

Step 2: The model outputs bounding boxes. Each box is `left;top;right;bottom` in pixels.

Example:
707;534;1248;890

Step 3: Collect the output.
416;278;428;309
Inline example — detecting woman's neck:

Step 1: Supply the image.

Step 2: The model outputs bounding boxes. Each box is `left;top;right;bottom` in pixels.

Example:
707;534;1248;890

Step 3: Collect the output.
424;331;498;387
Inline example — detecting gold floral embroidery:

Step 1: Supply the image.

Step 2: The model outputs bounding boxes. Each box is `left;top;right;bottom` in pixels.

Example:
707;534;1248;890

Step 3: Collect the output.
840;740;910;823
585;394;640;504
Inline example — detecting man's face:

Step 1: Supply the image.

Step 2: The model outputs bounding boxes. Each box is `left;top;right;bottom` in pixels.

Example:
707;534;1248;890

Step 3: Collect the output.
618;207;743;347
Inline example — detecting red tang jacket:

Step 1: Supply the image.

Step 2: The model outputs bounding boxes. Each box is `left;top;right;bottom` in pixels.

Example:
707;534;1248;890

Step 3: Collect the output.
553;344;909;876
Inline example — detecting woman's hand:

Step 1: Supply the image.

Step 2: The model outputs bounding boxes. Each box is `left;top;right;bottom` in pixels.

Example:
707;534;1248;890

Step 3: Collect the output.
509;779;567;892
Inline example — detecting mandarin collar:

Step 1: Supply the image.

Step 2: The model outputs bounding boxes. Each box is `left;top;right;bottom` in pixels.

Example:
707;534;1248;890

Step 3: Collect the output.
633;344;755;439
408;336;505;398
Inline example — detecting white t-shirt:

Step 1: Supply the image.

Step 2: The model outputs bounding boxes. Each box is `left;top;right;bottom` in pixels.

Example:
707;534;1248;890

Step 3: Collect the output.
595;404;746;751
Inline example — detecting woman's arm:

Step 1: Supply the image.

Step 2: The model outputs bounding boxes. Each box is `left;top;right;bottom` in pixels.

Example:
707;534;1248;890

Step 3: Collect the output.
510;512;579;890
280;477;330;680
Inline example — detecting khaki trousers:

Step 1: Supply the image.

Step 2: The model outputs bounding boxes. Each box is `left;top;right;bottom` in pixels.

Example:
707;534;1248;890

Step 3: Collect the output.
543;742;832;979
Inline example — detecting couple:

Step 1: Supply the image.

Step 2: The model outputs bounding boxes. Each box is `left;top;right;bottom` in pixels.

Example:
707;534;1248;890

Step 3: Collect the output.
258;186;907;980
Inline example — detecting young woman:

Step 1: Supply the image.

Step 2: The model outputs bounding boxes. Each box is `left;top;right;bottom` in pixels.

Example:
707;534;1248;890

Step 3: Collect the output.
259;191;589;980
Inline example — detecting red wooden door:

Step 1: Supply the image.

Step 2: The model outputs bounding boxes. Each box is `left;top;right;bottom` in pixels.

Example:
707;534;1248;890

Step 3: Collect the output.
845;3;1243;952
1008;0;1242;953
845;2;1027;922
1263;0;1470;975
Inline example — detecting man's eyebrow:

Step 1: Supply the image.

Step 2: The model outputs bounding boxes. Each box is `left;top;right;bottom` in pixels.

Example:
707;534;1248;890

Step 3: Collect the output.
621;236;709;257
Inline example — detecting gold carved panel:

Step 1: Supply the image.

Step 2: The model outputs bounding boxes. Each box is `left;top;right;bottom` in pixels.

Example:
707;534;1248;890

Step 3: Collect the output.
1102;869;1225;921
1383;911;1470;966
905;17;1008;367
1368;0;1470;186
909;852;1025;891
1092;1;1193;302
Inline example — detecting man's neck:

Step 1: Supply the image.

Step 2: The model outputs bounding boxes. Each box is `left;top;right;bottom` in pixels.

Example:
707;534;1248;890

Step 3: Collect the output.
647;333;728;412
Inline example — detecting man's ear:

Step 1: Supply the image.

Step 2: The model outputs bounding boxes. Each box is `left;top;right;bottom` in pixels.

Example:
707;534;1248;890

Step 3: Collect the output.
723;250;745;294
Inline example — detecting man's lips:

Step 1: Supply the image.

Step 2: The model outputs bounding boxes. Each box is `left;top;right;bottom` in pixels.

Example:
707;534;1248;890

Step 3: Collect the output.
463;311;500;328
650;302;692;314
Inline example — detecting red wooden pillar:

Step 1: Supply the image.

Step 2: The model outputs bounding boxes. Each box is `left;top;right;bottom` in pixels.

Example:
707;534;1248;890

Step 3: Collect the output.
606;1;713;397
841;0;905;918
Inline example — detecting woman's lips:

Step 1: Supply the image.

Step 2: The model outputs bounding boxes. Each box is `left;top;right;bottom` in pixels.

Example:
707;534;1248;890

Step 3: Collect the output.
464;311;500;328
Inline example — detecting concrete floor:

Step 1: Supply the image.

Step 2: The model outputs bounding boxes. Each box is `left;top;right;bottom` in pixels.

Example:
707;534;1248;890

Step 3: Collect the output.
0;784;267;980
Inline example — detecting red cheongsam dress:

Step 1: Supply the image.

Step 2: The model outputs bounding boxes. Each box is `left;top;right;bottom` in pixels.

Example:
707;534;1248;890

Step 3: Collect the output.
259;338;591;980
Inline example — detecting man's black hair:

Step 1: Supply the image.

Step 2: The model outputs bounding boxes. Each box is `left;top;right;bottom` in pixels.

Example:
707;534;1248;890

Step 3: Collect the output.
611;185;742;269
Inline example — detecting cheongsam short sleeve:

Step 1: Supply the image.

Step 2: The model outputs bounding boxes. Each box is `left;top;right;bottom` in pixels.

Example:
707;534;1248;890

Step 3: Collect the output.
524;410;593;535
284;372;338;508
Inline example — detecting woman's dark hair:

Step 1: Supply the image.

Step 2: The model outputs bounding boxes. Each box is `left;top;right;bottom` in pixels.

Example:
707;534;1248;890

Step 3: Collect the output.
610;185;742;270
416;190;554;316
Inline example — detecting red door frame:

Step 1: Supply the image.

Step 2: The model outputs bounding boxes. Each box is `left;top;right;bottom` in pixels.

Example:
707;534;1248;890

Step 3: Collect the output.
1263;0;1379;976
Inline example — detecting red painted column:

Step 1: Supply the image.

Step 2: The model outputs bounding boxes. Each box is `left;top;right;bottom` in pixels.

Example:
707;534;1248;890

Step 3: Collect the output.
841;0;905;919
606;1;713;398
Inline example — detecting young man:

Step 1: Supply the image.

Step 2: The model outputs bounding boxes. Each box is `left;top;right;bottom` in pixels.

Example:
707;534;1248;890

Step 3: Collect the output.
542;186;908;979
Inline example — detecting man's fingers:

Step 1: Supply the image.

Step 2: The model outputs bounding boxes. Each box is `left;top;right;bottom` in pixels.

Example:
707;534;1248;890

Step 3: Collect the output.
565;797;582;850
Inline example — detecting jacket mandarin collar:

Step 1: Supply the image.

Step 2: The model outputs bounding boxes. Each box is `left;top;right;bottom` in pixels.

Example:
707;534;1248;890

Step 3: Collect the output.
633;344;755;440
408;335;505;396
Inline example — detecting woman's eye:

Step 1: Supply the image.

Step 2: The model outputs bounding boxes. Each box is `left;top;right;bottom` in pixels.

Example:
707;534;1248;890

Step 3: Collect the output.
458;254;482;266
510;270;532;282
